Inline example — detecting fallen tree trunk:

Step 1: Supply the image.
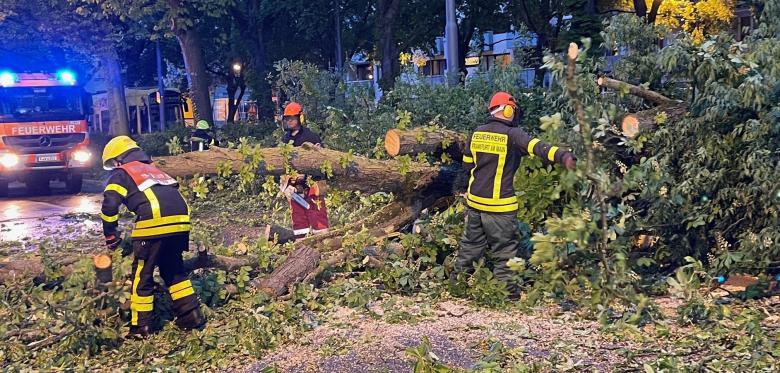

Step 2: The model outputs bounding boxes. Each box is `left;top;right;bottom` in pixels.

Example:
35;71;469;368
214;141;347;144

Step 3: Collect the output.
154;145;441;195
183;249;255;272
597;76;677;106
384;127;466;159
255;246;320;297
620;103;688;138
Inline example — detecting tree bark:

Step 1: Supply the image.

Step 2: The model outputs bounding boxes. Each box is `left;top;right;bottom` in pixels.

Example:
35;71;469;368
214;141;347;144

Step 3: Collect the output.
170;4;213;125
647;0;664;24
633;0;648;18
376;0;401;90
598;76;676;106
153;145;441;195
384;127;467;159
226;73;246;124
621;103;688;138
254;246;321;297
103;49;129;136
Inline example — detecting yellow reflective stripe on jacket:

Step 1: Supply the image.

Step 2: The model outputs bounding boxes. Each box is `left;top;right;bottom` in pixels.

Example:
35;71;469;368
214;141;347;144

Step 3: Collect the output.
135;215;190;229
100;213;119;222
527;138;541;157
104;183;128;197
467;193;517;206
466;199;519;213
471;132;509;200
143;188;161;219
547;146;559;162
462;155;474;163
131;224;190;238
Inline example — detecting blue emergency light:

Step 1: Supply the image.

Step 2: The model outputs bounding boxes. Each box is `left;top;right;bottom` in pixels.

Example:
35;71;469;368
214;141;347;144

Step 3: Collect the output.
0;71;16;87
56;69;77;85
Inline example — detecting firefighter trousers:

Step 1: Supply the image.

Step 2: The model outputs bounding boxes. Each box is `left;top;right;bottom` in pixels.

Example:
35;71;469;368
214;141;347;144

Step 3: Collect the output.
130;234;200;327
455;207;521;295
290;190;329;239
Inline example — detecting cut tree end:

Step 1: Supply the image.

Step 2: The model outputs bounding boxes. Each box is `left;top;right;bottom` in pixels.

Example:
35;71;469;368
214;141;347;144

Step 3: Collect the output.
597;77;604;86
384;128;402;157
622;115;640;138
92;254;112;269
567;43;579;61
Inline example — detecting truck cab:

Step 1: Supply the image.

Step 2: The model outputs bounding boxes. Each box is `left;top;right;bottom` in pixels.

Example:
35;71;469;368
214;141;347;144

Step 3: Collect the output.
0;70;92;196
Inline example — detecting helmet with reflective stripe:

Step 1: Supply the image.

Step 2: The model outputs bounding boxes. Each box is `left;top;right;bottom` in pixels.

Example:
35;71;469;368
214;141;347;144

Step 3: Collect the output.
102;135;140;170
196;120;210;130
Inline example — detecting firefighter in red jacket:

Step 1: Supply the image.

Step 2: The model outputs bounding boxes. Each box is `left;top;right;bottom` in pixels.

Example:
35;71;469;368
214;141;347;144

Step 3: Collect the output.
456;92;577;299
100;136;206;337
280;102;330;240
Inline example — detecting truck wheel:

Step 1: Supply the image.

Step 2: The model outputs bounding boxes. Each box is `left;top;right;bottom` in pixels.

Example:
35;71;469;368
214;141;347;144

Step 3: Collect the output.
0;181;7;198
66;174;83;194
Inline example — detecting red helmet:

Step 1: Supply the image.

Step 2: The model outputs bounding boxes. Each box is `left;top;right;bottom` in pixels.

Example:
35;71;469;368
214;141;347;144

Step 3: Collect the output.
284;102;303;116
488;92;517;112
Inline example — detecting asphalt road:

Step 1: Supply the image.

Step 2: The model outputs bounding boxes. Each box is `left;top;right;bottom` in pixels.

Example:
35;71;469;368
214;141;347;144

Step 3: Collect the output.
0;181;103;243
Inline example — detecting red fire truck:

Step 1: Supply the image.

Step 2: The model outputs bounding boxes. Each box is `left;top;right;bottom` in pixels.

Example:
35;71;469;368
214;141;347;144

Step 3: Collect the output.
0;70;92;196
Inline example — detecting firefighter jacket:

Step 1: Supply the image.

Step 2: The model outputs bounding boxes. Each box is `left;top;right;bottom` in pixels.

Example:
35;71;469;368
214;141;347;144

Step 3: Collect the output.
101;150;190;239
462;118;574;213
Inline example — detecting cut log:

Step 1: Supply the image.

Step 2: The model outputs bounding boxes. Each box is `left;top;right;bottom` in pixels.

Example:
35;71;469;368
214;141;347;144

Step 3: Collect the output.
154;145;441;195
621;103;688;138
265;224;295;245
92;254;113;286
384;127;466;159
598;76;677;106
254;246;321;297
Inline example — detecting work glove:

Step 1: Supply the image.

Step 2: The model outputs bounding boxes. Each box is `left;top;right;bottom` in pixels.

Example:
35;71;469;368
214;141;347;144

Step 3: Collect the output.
282;185;296;201
562;153;577;171
105;234;122;250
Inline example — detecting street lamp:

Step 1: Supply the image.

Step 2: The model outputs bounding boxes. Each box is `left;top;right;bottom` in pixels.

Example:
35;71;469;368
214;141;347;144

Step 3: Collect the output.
232;62;242;75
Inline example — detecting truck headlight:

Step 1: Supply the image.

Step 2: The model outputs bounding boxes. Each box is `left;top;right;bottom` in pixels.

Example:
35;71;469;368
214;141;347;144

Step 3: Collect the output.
0;153;19;168
72;150;91;163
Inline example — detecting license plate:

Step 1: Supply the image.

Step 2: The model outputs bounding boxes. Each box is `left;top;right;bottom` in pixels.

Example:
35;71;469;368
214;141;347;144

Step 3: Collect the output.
36;154;59;162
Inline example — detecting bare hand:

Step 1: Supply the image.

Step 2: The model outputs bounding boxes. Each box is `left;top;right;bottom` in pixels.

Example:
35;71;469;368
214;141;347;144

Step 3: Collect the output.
563;155;577;171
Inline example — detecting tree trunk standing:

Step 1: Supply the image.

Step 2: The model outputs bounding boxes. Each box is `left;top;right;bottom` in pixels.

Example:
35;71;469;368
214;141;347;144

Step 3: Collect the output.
334;0;344;75
376;0;401;91
226;73;246;124
633;0;648;18
103;50;129;136
533;33;547;84
647;0;663;24
171;14;213;124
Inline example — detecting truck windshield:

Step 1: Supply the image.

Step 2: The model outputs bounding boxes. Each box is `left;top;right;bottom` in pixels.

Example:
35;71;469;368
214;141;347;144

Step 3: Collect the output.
0;86;84;123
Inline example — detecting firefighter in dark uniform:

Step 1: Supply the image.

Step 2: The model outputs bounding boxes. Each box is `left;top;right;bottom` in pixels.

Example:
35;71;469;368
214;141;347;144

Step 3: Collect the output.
279;102;330;240
457;92;577;298
191;120;216;152
100;136;206;337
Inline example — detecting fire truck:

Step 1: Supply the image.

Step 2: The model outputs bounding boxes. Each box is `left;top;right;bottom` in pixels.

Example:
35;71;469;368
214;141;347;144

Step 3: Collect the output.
0;70;92;196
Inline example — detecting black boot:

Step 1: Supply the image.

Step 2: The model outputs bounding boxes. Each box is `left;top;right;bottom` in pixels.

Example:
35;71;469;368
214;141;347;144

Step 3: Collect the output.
127;325;155;339
175;307;206;331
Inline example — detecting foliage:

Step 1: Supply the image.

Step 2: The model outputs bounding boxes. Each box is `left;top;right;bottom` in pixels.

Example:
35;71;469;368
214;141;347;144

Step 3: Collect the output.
639;10;780;273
